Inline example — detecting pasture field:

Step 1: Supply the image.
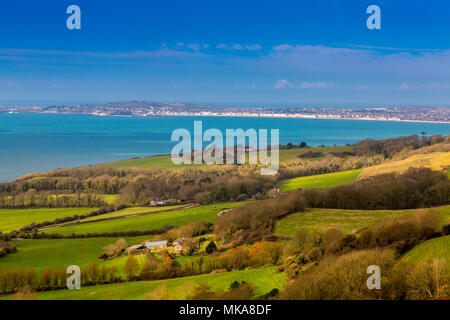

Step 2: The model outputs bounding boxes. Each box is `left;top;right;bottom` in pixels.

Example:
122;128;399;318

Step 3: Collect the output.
401;236;450;264
280;168;362;192
44;202;246;236
101;146;353;170
359;152;450;179
274;206;450;236
100;155;204;170
1;267;285;300
99;194;119;204
278;145;353;163
0;208;94;233
245;146;353;164
55;205;188;226
0;237;150;274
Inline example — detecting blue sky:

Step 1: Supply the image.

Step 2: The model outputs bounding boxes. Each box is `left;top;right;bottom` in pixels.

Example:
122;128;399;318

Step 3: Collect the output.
1;0;450;107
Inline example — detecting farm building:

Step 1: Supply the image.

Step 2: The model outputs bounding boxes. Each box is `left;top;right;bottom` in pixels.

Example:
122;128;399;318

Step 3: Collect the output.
127;240;168;255
126;244;147;255
144;240;168;250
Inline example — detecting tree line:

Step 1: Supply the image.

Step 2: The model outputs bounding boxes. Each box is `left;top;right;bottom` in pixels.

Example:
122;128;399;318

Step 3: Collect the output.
216;168;450;245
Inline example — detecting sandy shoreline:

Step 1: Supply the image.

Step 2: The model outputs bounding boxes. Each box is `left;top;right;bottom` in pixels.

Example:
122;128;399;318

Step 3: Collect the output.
3;110;450;124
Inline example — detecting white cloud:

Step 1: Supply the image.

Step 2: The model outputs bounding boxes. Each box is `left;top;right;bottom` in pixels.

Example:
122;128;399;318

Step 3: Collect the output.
230;44;243;50
274;79;295;89
272;44;294;51
186;43;201;52
245;44;262;51
299;82;330;89
216;44;227;49
397;82;411;90
274;80;334;89
428;81;450;89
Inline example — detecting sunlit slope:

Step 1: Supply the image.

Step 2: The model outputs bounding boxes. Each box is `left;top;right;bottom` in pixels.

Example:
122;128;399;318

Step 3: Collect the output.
280;169;362;192
359;152;450;179
274;205;450;236
0;267;285;300
0;208;94;233
401;235;450;264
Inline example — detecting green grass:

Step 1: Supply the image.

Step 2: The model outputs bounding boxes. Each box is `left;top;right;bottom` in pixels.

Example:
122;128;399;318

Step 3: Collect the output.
274;206;450;236
100;155;204;170
2;267;286;300
99;194;118;204
278;146;353;163
401;236;450;264
101;146;353;169
0;208;94;233
0;237;149;274
44;202;246;236
56;205;188;226
280;168;362;192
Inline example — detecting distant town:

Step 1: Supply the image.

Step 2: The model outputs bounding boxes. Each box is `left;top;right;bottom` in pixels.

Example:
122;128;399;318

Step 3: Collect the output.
1;102;449;123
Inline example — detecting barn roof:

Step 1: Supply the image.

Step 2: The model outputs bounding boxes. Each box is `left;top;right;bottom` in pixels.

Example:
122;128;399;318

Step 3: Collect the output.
145;240;168;247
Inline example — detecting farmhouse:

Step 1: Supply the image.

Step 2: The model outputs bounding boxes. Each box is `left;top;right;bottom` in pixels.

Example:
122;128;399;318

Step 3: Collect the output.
127;240;168;255
172;238;186;254
144;240;168;250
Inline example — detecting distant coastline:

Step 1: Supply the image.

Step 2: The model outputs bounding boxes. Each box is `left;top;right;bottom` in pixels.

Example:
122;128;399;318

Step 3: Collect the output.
2;110;450;125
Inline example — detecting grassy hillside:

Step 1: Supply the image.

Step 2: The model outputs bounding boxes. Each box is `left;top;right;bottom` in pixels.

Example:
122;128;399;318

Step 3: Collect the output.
280;168;362;192
100;155;204;170
0;237;149;274
100;146;353;170
359;152;450;179
278;146;353;163
0;208;94;233
55;205;188;226
2;267;285;300
401;235;450;264
99;194;118;204
44;202;246;236
274;206;450;236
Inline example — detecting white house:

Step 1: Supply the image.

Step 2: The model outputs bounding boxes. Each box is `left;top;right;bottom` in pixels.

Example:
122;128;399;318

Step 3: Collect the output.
144;240;168;250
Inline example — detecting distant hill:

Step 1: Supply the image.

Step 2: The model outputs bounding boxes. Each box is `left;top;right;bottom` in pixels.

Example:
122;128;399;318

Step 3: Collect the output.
359;152;450;179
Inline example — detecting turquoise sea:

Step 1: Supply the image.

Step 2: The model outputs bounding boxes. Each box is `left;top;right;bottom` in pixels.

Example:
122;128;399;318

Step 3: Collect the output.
0;112;449;182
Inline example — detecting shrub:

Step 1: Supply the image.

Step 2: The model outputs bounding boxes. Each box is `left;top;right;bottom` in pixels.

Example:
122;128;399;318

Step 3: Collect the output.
205;241;218;254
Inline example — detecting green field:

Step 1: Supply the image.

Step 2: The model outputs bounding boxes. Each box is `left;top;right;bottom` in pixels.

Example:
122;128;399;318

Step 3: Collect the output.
1;267;285;300
55;205;188;226
401;236;450;265
101;146;353;170
0;208;94;233
274;206;450;236
0;237;149;274
45;202;245;236
278;146;353;163
100;155;204;170
280;168;362;192
99;194;119;204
